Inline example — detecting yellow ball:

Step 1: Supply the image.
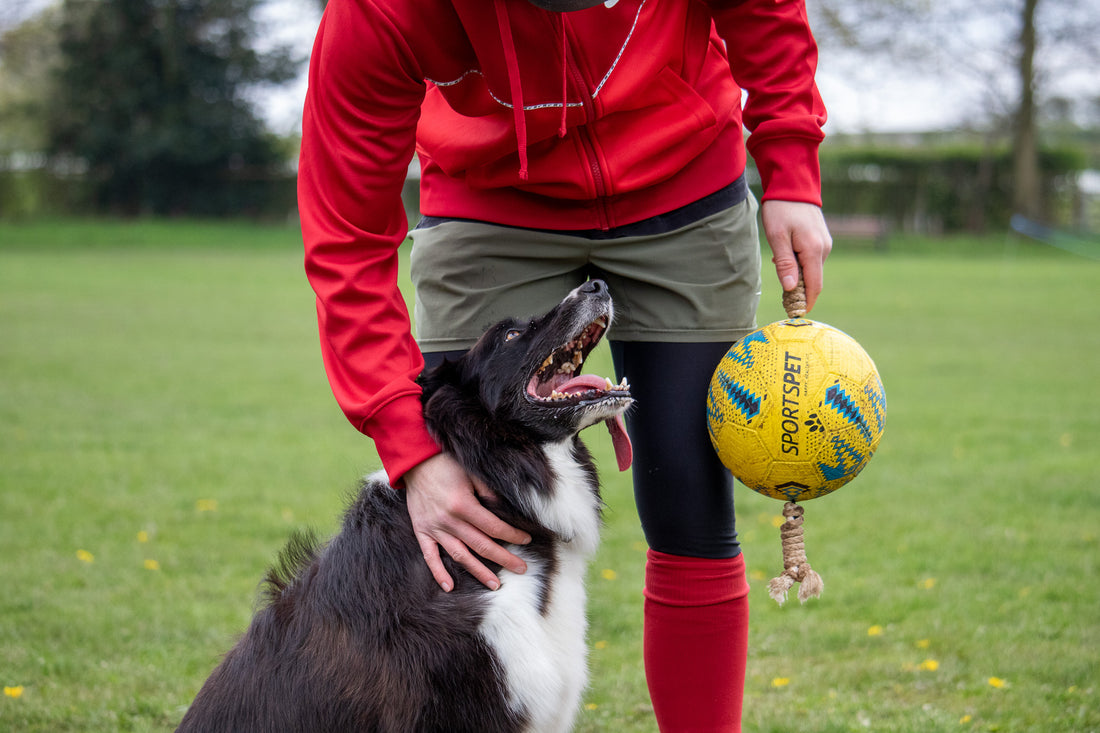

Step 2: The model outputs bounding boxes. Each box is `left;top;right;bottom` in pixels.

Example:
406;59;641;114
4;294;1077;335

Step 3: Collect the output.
707;319;886;502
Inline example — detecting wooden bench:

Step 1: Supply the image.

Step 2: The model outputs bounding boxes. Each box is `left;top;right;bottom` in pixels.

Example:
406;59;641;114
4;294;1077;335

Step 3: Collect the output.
825;215;889;250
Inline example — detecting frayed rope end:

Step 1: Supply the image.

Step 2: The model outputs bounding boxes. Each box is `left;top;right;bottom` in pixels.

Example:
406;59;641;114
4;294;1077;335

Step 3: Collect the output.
769;501;824;606
767;574;795;605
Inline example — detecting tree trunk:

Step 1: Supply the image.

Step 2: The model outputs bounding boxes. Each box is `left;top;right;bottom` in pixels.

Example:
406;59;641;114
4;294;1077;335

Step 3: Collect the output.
1012;0;1042;220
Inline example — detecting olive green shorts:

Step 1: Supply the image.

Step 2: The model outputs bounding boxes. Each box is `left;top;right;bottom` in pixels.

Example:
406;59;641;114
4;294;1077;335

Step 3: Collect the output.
409;194;762;350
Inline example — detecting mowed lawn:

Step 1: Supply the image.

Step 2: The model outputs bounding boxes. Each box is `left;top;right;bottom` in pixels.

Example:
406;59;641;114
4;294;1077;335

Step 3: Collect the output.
1;219;1097;732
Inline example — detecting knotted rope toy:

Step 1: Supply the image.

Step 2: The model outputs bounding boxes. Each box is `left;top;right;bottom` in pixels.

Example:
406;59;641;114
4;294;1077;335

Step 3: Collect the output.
707;276;886;606
766;278;824;605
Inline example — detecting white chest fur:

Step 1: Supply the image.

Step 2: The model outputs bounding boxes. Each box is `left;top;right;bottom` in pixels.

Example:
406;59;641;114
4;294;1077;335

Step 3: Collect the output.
478;440;602;733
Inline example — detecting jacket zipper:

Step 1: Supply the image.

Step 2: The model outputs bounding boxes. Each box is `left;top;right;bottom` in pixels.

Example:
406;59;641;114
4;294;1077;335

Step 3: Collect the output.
562;22;612;230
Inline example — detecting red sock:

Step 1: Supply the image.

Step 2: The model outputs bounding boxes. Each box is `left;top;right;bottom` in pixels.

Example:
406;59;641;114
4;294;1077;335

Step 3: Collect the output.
643;549;750;733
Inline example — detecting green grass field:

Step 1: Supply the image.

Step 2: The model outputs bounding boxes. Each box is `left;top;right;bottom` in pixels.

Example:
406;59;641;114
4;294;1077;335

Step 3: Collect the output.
1;220;1097;732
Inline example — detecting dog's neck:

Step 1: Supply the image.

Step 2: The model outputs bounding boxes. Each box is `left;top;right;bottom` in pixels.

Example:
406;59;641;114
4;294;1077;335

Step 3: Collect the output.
521;440;602;557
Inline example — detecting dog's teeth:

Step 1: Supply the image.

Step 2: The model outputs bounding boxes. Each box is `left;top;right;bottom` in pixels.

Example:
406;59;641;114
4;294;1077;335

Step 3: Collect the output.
604;377;615;390
620;377;629;390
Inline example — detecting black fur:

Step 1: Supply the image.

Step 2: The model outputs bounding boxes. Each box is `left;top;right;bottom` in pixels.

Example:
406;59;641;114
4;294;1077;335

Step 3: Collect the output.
176;281;630;733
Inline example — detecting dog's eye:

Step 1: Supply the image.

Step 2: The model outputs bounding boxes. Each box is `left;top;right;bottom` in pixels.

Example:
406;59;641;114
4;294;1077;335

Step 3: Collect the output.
504;329;522;342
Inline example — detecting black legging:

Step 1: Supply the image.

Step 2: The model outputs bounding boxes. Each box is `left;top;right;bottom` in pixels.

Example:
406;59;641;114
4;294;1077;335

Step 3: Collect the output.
422;340;739;560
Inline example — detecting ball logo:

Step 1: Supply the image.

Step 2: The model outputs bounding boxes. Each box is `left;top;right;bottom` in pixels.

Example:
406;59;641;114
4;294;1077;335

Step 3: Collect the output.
780;351;802;455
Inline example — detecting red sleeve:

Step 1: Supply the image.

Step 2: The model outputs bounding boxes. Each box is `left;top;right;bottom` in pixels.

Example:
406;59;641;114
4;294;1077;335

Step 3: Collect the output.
707;0;827;205
298;0;440;485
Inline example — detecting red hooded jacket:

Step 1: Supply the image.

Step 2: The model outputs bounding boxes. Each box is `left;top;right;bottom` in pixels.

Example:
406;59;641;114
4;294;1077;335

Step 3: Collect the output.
298;0;826;484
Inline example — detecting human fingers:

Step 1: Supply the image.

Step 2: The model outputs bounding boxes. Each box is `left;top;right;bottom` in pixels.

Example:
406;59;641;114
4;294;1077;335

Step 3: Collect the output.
411;500;508;592
431;480;528;579
762;200;832;313
447;501;530;577
413;531;457;592
405;454;528;590
791;214;831;313
762;210;801;293
469;474;533;549
433;530;504;591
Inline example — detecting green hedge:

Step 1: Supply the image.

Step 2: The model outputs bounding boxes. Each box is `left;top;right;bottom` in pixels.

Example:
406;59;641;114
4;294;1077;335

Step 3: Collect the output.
818;144;1088;232
0;165;298;220
2;144;1090;230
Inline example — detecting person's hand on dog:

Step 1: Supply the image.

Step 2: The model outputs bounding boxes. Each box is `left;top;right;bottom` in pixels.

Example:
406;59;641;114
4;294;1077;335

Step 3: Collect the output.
761;200;832;313
405;452;531;592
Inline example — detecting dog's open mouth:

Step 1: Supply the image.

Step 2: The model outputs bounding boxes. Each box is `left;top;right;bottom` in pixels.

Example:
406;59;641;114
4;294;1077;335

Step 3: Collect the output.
526;316;629;405
525;314;633;471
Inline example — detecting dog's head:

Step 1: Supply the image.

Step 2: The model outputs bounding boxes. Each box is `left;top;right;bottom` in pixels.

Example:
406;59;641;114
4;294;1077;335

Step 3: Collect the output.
420;280;633;471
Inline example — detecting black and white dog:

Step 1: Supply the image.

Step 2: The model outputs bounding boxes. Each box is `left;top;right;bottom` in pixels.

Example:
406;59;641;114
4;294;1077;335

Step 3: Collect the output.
177;280;633;733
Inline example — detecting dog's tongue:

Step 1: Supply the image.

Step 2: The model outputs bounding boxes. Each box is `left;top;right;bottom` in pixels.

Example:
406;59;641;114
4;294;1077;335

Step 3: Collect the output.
558;375;633;472
557;374;608;395
605;413;633;471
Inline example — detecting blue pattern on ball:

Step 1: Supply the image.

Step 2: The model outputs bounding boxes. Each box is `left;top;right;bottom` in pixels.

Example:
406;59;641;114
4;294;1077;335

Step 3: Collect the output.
716;371;761;421
824;384;873;443
726;329;769;368
818;434;866;481
864;378;887;432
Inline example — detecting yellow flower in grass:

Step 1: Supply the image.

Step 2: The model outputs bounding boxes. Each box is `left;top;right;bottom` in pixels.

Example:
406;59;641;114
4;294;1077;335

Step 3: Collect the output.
916;639;931;649
771;677;790;688
137;530;149;543
988;676;1006;688
960;714;972;723
585;703;599;711
4;686;23;699
196;499;218;512
867;625;884;636
918;659;939;671
919;577;936;590
76;549;94;564
143;559;161;571
593;640;608;650
600;568;618;581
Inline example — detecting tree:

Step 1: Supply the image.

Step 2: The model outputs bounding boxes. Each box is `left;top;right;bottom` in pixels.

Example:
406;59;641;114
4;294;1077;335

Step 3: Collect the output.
0;6;61;155
812;0;1100;222
47;0;300;215
1012;0;1041;219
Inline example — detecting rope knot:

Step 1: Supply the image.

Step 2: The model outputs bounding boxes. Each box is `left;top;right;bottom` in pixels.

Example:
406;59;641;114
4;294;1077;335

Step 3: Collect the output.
768;501;824;605
783;279;807;319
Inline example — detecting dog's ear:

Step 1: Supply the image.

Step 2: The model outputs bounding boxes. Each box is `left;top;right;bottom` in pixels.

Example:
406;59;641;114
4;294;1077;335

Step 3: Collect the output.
420;353;488;434
468;352;522;417
477;369;509;415
421;380;493;455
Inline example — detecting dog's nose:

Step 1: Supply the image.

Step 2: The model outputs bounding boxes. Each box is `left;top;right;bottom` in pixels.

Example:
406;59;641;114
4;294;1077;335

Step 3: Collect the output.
581;280;607;295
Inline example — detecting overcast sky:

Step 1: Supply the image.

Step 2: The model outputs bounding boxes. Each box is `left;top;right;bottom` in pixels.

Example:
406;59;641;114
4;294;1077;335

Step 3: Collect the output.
252;0;965;137
8;0;1087;137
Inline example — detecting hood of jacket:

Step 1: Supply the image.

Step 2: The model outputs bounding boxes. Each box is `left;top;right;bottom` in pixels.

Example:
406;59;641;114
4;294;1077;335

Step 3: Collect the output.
411;0;741;202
